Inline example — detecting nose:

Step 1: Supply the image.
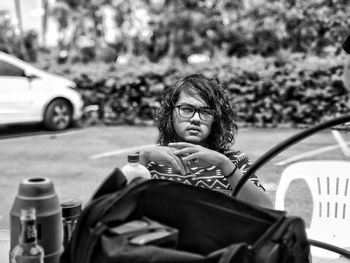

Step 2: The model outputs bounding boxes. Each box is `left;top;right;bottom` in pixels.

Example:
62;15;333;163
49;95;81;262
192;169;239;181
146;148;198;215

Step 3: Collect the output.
190;111;201;123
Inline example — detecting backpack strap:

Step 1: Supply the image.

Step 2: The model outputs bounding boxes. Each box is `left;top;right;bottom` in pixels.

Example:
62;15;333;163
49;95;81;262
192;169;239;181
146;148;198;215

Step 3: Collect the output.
88;167;127;202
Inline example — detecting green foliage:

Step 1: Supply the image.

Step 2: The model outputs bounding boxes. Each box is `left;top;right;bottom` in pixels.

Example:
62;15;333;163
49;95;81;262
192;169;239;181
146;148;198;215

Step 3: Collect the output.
3;0;350;63
41;54;349;127
120;0;350;60
0;12;23;58
220;1;350;57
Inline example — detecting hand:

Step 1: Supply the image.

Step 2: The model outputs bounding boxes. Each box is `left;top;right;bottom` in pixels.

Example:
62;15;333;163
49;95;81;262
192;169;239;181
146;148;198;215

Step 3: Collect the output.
168;142;229;170
140;146;188;175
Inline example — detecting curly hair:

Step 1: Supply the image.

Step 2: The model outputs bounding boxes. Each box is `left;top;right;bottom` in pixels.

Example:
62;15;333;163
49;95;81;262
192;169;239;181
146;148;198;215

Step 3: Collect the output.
157;74;238;153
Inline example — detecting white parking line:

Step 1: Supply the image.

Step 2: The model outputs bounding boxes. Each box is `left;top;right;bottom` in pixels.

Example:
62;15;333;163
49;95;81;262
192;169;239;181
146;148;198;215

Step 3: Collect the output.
332;130;350;157
90;144;156;160
0;129;86;143
90;128;250;160
275;143;348;166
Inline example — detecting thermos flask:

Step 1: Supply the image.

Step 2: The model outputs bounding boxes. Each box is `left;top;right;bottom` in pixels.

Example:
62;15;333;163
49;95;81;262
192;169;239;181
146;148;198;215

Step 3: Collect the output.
10;177;63;263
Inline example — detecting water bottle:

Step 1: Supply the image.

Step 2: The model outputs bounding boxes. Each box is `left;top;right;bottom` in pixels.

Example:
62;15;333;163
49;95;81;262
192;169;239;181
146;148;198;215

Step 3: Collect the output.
10;207;44;263
121;153;151;184
10;177;63;263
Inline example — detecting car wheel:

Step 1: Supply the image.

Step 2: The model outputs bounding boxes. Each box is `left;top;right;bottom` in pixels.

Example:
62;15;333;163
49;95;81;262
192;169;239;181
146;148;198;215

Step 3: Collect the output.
43;99;72;131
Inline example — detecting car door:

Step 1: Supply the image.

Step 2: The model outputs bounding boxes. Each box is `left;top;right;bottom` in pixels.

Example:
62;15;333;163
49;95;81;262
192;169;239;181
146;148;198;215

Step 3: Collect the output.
0;60;35;123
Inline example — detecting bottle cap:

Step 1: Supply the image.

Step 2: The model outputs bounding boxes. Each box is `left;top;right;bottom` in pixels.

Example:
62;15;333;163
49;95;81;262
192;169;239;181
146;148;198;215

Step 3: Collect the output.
61;199;82;219
128;153;140;163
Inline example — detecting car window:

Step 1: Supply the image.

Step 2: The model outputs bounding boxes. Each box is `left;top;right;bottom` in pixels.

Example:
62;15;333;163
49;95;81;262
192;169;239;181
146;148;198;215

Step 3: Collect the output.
0;60;25;77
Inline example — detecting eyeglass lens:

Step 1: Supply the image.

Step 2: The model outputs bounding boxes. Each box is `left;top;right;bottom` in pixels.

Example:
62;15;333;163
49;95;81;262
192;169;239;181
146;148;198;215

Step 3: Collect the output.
177;105;213;121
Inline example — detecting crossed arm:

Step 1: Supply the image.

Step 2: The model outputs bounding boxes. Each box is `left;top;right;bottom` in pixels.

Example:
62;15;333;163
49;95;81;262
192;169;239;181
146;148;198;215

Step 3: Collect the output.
139;142;273;209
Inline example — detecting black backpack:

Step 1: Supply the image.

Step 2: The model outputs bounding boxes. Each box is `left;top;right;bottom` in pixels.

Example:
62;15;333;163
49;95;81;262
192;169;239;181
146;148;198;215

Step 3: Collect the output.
60;168;310;263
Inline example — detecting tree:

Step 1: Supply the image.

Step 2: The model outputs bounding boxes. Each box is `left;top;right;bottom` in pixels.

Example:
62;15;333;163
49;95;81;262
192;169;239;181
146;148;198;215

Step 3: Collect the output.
51;1;70;60
14;0;27;60
41;0;49;49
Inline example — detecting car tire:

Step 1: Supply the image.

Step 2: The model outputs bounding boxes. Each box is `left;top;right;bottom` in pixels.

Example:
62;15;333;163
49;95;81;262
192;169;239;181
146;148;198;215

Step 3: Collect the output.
43;99;72;131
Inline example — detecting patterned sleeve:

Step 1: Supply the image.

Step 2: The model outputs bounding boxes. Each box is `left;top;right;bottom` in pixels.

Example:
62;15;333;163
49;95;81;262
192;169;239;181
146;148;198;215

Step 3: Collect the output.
226;150;265;191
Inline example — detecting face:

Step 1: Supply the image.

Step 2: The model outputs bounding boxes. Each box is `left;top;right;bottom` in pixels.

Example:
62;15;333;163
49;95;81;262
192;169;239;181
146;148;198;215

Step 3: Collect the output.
172;91;214;145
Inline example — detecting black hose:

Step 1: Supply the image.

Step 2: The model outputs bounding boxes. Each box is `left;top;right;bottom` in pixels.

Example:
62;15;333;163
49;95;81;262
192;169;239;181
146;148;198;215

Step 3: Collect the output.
309;239;350;259
233;113;350;197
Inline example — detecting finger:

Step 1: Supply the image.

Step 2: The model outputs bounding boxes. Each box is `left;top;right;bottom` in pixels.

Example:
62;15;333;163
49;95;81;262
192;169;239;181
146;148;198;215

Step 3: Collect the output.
178;157;191;174
151;148;187;175
181;153;200;164
173;148;195;156
169;153;187;175
187;158;199;165
168;142;194;148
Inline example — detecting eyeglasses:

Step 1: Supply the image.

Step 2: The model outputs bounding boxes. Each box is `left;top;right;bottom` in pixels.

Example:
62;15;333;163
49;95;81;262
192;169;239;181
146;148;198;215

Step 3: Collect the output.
175;104;214;121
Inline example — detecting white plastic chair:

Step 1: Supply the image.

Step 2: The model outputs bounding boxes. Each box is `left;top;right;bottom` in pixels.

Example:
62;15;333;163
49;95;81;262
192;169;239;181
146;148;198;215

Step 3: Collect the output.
275;160;350;259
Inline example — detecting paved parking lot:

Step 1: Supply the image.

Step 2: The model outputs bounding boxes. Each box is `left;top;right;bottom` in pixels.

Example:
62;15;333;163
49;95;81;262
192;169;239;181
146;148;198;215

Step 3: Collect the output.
0;125;158;228
0;125;347;229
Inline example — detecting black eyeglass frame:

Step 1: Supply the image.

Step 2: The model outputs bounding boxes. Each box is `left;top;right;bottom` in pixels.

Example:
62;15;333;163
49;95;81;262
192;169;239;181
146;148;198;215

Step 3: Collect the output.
174;104;215;121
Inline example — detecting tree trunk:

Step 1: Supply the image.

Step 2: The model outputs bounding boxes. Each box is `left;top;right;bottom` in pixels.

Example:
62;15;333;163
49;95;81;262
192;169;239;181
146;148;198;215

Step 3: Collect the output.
14;0;27;60
41;0;48;48
167;28;176;58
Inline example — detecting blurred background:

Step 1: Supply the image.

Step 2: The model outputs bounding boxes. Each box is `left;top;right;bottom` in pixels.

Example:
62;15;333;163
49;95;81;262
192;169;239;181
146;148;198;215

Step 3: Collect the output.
1;0;350;127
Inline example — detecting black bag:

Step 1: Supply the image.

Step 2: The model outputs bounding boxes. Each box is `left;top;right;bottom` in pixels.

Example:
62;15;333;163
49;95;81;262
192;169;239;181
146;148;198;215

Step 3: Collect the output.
60;168;310;263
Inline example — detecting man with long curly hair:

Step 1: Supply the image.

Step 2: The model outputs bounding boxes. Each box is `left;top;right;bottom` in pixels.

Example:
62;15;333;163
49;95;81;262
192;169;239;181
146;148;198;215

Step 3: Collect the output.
139;74;272;208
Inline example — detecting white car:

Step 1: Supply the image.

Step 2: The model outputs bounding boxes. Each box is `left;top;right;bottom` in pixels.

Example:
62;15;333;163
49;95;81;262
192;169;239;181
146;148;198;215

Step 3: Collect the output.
0;52;84;131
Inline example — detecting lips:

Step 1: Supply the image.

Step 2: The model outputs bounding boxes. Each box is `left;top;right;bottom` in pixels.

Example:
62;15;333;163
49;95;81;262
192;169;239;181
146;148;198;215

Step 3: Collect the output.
187;126;201;132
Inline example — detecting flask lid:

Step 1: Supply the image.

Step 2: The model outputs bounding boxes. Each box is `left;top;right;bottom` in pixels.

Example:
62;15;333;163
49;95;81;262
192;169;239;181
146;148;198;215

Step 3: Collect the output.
17;177;56;198
128;153;140;163
61;199;82;219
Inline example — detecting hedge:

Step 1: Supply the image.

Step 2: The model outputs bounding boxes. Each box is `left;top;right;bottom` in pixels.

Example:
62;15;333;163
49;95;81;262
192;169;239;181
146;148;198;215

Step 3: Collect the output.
42;53;350;128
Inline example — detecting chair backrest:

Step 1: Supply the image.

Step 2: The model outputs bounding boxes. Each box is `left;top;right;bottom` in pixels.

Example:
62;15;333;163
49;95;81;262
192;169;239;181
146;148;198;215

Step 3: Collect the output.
275;161;350;257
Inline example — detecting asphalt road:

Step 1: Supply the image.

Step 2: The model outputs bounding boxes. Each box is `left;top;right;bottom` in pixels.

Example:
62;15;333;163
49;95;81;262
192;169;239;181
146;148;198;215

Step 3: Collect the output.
0;124;347;230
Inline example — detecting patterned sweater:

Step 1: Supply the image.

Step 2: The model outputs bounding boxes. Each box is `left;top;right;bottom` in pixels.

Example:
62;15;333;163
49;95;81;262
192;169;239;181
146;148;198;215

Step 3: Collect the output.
146;150;264;196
